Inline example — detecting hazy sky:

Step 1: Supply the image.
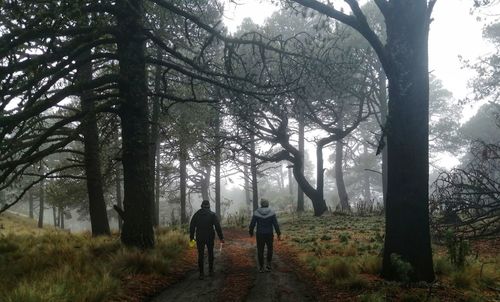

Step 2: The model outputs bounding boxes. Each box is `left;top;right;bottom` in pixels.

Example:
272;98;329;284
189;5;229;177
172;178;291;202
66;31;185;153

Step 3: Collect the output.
222;0;498;121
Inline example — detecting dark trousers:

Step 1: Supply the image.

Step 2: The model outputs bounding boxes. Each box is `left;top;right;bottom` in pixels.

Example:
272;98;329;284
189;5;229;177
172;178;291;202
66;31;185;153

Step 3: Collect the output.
256;233;273;268
197;239;214;274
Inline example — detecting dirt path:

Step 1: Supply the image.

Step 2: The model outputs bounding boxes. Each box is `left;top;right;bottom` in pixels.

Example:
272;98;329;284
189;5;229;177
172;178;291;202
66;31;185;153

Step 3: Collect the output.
151;229;315;302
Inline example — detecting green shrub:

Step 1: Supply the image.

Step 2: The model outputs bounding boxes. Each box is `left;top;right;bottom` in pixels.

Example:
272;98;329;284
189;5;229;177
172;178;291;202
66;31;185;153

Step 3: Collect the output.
445;229;470;268
358;255;382;274
390;253;413;283
434;257;454;276
338;232;351;244
452;270;474;288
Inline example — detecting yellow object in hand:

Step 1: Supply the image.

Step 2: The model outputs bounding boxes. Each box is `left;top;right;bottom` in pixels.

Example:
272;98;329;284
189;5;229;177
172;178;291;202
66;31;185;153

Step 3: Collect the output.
189;239;196;248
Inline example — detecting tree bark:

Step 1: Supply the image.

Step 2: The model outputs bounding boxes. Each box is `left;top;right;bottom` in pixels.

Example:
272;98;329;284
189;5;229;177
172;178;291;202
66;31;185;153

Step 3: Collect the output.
155;143;161;226
116;0;154;248
297;107;305;212
381;2;434;282
38;176;44;228
377;63;388;206
335;140;350;212
52;206;57;227
201;166;211;201
60;207;65;229
179;138;188;224
28;189;34;219
288;165;294;199
250;138;259;211
115;164;123;231
150;47;162;227
78;47;111;236
244;153;252;215
363;143;372;203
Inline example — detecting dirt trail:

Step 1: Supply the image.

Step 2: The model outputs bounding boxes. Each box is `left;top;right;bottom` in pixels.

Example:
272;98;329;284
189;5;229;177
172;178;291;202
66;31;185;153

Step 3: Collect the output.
151;229;315;302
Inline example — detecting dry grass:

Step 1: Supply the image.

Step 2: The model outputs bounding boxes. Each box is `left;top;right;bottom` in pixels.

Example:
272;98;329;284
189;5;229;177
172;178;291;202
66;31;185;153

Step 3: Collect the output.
0;213;189;302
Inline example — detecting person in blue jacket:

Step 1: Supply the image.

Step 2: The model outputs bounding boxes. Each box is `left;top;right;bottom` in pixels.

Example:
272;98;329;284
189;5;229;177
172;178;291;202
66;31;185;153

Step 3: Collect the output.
249;198;281;273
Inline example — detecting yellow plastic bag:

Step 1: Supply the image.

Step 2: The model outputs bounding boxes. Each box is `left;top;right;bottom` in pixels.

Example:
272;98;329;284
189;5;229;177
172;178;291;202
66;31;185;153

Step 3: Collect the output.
189;239;196;248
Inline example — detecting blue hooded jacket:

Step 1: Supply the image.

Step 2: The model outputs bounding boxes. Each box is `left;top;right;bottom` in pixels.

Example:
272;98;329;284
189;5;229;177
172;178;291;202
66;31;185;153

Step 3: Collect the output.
249;207;281;236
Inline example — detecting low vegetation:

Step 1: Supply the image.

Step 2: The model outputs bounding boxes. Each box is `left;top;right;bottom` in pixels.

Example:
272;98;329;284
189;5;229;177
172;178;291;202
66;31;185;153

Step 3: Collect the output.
278;212;499;301
0;213;189;302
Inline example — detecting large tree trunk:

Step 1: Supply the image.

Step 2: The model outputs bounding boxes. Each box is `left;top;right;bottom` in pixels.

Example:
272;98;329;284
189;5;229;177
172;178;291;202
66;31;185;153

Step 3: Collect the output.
116;0;154;248
382;2;434;282
155;144;161;226
179;138;188;224
244;153;252;215
250;138;259;211
215;156;221;218
78;48;111;236
201;166;211;201
288;165;294;199
150;47;162;227
115;164;123;231
377;63;388;206
297;107;305;212
335;140;350;212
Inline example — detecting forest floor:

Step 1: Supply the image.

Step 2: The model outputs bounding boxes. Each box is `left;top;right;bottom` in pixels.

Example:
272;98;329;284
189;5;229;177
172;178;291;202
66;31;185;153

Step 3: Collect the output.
150;214;500;302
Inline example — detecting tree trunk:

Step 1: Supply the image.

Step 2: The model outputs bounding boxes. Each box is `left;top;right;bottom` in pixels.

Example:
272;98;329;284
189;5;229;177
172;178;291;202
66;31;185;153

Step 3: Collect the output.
382;2;434;282
155;143;161;226
377;63;388;206
244;153;251;215
363;143;372;203
297;107;305;212
179;139;188;224
38;176;44;228
116;0;154;248
201;166;211;201
288;165;294;199
250;138;259;211
52;206;57;227
60;207;64;229
335;140;350;212
78;47;111;236
28;189;34;219
150;47;162;227
115;164;123;231
315;142;326;213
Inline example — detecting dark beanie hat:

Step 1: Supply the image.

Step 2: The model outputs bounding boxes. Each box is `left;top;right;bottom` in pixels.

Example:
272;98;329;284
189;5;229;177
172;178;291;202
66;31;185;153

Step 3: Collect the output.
201;200;210;208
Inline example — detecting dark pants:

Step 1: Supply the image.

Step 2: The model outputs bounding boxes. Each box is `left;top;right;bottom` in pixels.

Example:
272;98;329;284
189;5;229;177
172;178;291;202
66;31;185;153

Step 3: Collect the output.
197;239;214;274
256;233;273;268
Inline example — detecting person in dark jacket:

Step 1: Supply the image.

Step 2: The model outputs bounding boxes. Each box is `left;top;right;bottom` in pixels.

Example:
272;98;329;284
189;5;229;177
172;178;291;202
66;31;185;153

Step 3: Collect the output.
189;200;224;280
249;198;281;273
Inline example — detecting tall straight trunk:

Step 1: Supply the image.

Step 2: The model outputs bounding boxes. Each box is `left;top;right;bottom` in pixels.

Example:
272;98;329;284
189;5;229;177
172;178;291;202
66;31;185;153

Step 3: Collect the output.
201;166;211;201
288;165;294;199
215;157;221;218
297;107;305;212
315;143;325;212
335;140;350;212
363;143;372;202
382;2;434;282
116;0;154;248
377;63;388;206
155;143;161;226
150;47;162;227
60;207;64;229
52;206;57;227
179;139;188;224
115;164;123;231
244;153;251;214
78;47;111;236
250;138;259;211
28;189;34;219
38;176;44;228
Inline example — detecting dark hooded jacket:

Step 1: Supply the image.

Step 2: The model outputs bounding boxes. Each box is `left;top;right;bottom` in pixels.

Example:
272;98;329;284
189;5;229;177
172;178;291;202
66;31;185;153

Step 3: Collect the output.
249;207;281;236
189;208;224;242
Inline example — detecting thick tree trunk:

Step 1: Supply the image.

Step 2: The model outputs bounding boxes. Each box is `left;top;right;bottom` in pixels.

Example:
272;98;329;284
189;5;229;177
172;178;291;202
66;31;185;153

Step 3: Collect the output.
297;108;305;212
377;63;388;206
382;2;434;282
250;138;259;211
150;47;162;227
116;0;154;248
115;165;123;231
315;143;326;213
288;165;294;199
215;109;222;218
179;138;188;224
78;48;111;236
155;144;161;226
335;140;350;212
